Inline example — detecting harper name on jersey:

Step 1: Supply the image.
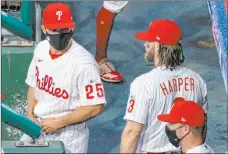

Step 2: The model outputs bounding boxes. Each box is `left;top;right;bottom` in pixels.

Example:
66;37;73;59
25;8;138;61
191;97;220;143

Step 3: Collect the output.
160;77;195;96
124;66;208;153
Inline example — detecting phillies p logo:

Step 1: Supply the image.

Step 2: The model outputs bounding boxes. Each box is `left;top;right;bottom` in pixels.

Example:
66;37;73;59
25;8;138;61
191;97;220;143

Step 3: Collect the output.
56;11;63;20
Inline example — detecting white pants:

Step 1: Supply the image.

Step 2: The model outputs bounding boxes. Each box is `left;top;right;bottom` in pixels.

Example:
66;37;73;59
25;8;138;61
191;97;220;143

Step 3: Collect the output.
20;124;89;153
103;1;129;13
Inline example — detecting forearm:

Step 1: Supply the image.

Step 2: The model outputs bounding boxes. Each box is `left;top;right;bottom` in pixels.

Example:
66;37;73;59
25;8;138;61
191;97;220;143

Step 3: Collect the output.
27;86;38;117
120;130;140;153
57;104;104;128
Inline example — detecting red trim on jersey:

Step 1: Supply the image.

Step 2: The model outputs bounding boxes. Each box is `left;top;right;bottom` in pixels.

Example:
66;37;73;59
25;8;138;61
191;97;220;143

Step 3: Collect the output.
49;49;63;60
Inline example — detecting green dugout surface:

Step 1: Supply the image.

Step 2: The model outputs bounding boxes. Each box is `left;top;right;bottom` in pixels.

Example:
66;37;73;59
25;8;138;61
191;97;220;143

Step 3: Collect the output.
2;141;65;153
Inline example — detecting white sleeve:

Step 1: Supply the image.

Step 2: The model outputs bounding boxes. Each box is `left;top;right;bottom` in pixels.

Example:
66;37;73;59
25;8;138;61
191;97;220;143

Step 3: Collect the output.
103;1;128;13
201;81;208;113
25;54;36;87
77;64;106;106
123;79;150;124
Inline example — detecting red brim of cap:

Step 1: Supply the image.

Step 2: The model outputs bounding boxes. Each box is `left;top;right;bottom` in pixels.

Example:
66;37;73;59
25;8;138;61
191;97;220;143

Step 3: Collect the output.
157;114;180;123
44;22;74;30
135;31;151;41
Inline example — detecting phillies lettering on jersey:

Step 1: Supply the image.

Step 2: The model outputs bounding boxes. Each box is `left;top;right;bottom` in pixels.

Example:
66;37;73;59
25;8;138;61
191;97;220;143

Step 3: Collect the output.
35;66;69;99
25;40;106;153
160;77;195;96
124;66;208;153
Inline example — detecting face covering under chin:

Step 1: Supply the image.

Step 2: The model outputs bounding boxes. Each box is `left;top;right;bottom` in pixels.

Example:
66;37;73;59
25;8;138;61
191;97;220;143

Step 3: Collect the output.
46;31;73;51
165;125;183;148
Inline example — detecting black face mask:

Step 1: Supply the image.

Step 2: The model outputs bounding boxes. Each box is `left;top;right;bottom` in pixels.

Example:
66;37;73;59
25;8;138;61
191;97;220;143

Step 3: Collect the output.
165;125;184;147
46;30;73;51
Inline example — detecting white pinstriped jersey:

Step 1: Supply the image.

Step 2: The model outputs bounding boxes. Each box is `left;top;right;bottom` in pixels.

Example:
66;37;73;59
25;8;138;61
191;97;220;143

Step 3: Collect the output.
103;1;128;13
24;40;106;153
186;143;214;153
124;66;208;153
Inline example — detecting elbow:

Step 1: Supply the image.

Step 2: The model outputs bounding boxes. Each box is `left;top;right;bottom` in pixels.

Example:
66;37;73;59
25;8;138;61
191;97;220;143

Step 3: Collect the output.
122;128;141;139
92;104;104;117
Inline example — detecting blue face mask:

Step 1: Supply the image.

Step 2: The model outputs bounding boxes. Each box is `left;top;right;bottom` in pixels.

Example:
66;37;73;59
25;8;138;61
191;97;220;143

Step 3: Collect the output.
46;30;73;50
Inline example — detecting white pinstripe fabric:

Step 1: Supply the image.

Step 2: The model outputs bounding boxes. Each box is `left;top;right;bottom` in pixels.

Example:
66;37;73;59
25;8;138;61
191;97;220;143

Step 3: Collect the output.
124;66;208;153
24;40;106;153
103;1;129;13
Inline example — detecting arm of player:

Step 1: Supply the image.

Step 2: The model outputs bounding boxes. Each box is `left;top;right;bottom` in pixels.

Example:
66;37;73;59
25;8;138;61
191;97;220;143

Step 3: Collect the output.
58;64;106;125
42;64;106;132
120;79;150;153
53;104;104;128
25;55;40;125
27;86;40;126
120;120;143;153
27;86;37;117
42;104;104;134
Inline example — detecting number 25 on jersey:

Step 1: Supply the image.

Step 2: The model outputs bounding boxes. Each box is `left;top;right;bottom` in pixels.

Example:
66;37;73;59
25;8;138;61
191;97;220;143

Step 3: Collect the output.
85;83;104;99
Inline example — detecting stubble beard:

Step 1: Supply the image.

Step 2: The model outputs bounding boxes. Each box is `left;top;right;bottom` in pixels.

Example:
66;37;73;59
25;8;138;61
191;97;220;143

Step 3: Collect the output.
144;49;154;62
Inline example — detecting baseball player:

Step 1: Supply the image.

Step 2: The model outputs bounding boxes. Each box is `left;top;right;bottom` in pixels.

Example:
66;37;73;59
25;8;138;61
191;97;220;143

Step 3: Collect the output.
120;19;208;153
157;97;214;153
20;3;106;153
95;1;128;83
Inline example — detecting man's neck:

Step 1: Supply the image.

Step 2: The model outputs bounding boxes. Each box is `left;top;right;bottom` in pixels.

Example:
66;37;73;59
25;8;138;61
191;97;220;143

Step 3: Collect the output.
181;136;203;153
50;39;72;55
153;57;159;68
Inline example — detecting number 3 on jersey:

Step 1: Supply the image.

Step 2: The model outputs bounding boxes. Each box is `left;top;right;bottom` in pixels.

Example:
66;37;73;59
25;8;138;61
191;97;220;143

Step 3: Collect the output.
85;83;104;99
128;99;135;113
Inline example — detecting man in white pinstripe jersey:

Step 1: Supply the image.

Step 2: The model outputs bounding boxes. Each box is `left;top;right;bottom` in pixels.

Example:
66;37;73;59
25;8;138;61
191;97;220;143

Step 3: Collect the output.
20;3;106;153
120;19;208;153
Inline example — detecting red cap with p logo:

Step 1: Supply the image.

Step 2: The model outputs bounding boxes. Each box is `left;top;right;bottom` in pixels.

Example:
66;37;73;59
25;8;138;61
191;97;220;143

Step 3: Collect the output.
43;3;74;30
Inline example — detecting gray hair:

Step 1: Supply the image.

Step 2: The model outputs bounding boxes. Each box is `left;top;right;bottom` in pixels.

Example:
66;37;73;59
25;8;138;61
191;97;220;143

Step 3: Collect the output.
158;43;184;69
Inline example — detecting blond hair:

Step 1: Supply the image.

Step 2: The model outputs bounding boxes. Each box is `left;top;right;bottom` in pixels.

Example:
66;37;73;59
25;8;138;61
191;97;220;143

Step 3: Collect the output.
158;43;184;69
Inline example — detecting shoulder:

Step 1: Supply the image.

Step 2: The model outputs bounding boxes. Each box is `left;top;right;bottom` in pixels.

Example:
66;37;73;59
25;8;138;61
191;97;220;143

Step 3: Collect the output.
185;67;206;85
33;40;50;58
34;40;49;53
130;71;154;94
69;40;97;66
68;40;99;74
131;67;163;86
186;144;214;153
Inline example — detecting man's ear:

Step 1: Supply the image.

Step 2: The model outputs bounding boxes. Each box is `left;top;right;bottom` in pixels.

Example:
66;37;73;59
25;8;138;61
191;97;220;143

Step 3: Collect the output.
184;125;191;134
41;25;46;34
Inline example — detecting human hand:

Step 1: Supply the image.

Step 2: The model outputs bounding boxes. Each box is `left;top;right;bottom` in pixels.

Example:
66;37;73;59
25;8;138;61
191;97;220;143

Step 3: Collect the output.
40;118;61;135
27;115;41;127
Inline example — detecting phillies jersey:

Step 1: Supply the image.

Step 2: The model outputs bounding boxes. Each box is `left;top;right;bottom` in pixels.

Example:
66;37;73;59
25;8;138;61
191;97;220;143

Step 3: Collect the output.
25;39;106;153
124;66;208;153
26;40;106;118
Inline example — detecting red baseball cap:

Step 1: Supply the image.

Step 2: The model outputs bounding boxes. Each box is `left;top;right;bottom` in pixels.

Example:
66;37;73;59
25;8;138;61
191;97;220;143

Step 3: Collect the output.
135;19;182;45
43;3;74;30
157;97;205;127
